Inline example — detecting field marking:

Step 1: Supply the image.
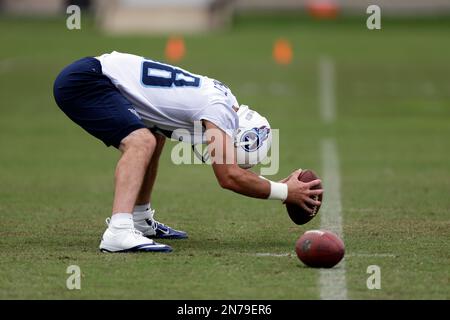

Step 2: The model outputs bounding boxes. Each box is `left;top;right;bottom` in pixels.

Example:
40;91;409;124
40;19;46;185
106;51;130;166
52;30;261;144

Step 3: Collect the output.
268;82;293;96
240;82;293;96
240;82;259;94
319;139;347;300
254;253;292;257
319;56;336;124
0;58;16;74
346;253;396;258
420;81;436;96
318;55;347;299
254;252;395;258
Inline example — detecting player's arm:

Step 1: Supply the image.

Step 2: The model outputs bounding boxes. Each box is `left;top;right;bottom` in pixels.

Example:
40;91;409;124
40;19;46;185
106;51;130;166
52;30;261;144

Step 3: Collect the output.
203;120;322;213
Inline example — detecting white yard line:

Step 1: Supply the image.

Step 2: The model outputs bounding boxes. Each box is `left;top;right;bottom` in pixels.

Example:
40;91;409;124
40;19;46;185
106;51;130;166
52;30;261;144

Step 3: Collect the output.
346;253;396;258
319;56;336;124
319;139;347;300
254;253;292;257
318;55;347;299
320;140;344;239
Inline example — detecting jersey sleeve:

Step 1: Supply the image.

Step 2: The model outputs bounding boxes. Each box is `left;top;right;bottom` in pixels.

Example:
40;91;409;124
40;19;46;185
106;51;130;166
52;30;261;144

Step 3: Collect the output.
196;102;238;138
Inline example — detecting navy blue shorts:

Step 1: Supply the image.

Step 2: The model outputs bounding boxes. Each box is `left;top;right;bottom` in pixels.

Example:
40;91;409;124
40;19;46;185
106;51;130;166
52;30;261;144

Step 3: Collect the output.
53;57;146;148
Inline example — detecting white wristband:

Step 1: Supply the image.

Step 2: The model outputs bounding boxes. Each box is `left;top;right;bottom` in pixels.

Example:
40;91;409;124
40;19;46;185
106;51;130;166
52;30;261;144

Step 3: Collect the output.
268;181;288;201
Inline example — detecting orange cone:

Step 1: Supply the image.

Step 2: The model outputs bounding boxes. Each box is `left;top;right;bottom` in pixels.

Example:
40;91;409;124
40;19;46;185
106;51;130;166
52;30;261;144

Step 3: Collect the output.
165;36;185;62
307;0;339;19
273;38;293;65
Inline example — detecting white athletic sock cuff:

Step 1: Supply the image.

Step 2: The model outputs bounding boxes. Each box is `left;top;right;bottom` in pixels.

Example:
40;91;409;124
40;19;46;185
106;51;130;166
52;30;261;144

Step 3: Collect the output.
134;203;151;212
110;213;133;228
133;210;151;221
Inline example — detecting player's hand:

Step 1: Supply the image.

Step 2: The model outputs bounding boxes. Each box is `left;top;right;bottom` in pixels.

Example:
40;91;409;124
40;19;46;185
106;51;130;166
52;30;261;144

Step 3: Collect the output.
279;168;302;183
284;170;323;214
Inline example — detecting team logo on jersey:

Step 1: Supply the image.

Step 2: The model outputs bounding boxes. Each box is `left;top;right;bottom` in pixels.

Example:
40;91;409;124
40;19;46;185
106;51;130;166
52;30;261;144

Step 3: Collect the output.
128;108;141;119
240;126;270;152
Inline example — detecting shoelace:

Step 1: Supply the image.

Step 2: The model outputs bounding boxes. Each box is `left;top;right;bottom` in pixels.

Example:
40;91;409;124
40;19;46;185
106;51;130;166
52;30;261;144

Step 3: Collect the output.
105;217;145;239
146;209;168;232
146;218;166;232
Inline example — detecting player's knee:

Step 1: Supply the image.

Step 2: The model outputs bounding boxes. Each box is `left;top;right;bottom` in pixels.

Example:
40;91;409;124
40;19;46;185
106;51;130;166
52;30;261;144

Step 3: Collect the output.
120;129;156;156
134;133;156;157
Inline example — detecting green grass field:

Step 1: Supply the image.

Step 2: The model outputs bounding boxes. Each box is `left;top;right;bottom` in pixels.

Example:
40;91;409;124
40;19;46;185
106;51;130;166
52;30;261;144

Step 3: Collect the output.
0;14;449;299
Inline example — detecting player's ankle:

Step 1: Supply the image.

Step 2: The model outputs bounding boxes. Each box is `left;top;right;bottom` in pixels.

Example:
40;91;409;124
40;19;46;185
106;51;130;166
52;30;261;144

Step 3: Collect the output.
133;203;153;221
133;210;151;221
110;213;133;229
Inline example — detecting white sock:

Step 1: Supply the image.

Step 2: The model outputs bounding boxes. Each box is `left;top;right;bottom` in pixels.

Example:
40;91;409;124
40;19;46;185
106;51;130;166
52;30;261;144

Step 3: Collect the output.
110;213;133;229
134;203;151;212
133;203;152;221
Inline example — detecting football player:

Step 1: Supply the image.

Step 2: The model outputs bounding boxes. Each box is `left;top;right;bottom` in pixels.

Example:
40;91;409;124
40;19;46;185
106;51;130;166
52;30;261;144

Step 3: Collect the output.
53;51;322;253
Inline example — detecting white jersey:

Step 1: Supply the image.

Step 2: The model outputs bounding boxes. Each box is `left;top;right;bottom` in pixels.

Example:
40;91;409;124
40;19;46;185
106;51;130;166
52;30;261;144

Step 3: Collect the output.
96;51;239;143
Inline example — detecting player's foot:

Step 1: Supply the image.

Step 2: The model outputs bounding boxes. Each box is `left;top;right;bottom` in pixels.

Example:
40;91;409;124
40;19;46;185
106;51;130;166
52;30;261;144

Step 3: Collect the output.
99;217;172;253
134;209;188;239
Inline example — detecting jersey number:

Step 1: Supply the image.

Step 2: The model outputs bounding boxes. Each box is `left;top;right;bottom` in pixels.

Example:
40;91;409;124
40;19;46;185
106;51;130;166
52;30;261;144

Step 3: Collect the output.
141;61;200;88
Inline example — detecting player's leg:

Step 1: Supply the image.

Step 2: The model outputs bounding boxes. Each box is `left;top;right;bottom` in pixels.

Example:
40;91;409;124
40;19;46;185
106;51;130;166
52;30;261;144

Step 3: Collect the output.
101;128;172;252
113;128;156;214
53;57;172;252
134;133;166;206
132;134;188;239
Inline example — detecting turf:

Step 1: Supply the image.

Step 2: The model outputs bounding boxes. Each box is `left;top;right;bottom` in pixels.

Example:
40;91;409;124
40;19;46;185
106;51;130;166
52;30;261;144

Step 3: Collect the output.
0;14;449;299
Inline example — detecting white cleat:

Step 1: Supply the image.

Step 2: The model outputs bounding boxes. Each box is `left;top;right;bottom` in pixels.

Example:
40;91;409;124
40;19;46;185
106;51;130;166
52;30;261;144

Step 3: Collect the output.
99;218;172;253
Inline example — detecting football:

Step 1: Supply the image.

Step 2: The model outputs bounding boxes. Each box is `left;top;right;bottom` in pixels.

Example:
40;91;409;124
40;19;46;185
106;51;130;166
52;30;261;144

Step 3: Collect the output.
295;230;345;268
285;169;323;225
